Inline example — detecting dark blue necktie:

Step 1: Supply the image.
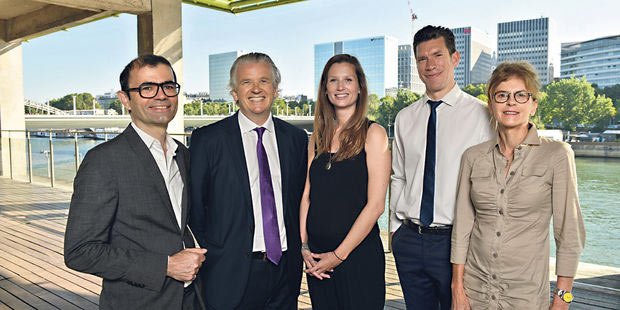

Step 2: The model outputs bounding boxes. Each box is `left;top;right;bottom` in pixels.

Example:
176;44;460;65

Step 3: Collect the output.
254;127;282;265
420;100;442;227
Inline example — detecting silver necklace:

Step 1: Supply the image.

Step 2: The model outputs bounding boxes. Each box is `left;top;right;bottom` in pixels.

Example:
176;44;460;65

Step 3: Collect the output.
325;153;333;170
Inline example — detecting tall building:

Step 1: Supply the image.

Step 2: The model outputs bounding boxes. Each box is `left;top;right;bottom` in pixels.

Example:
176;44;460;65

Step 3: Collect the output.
398;44;425;94
314;36;398;97
497;17;556;84
560;35;620;88
209;51;243;102
452;27;495;86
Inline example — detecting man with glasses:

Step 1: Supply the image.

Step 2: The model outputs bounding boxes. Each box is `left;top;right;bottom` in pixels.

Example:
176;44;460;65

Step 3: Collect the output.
65;54;206;310
390;25;494;309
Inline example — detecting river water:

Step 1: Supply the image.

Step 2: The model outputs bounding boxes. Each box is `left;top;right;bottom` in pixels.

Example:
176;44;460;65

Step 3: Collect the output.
26;138;620;268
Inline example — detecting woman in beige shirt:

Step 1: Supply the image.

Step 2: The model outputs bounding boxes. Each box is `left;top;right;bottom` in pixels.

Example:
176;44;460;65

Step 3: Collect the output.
451;61;586;309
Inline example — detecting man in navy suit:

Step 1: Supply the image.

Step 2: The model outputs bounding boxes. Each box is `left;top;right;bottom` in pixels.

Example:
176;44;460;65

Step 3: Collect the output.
190;52;307;309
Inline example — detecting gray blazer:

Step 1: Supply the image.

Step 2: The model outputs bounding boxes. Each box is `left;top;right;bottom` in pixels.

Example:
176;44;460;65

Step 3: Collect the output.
64;125;194;309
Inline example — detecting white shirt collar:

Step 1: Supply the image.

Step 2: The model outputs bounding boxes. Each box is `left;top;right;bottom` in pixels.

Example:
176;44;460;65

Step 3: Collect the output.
131;123;178;154
238;111;276;134
423;82;463;107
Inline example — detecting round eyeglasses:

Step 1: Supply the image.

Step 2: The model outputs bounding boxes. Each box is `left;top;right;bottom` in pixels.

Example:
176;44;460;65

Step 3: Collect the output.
493;91;533;104
125;82;181;99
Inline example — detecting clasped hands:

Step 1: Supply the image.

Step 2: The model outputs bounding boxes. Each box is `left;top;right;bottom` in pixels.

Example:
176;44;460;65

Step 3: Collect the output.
302;248;343;280
167;248;207;282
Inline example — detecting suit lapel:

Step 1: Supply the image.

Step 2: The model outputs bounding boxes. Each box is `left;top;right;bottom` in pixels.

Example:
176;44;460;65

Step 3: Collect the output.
274;118;291;217
228;113;255;224
175;144;190;229
123;125;181;233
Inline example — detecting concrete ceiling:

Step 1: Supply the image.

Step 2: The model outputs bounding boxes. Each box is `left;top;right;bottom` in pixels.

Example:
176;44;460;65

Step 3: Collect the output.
0;0;304;45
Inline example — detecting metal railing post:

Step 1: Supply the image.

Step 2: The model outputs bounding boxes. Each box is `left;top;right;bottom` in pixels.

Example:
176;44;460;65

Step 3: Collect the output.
74;132;80;172
8;134;13;179
48;131;55;187
27;131;33;183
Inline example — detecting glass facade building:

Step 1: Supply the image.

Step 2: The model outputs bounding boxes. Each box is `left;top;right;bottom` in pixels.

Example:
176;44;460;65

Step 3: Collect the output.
398;44;425;95
497;17;554;84
452;27;495;86
560;35;620;88
209;51;243;102
314;36;398;97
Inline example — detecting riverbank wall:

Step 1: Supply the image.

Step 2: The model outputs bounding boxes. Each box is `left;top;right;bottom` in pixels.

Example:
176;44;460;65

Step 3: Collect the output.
569;142;620;158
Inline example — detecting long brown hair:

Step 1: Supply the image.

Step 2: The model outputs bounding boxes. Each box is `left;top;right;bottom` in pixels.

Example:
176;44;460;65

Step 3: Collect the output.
314;54;369;161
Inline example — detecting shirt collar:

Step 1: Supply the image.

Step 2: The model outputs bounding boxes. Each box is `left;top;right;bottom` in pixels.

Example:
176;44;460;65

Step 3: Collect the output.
488;122;541;153
422;82;462;107
238;111;275;134
131;123;178;154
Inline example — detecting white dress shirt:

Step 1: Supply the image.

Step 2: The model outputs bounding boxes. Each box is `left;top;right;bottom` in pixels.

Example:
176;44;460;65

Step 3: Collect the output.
238;112;288;252
390;84;494;231
132;123;184;230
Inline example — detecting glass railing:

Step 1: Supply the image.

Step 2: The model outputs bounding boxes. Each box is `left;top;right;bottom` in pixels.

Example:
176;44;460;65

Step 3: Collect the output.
0;128;393;251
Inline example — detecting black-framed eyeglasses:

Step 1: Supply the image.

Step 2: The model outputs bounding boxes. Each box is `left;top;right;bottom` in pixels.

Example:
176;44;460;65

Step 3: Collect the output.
125;82;181;99
493;91;533;104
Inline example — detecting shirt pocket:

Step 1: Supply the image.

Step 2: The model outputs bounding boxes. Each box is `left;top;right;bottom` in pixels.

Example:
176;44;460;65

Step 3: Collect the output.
509;165;551;219
469;167;496;211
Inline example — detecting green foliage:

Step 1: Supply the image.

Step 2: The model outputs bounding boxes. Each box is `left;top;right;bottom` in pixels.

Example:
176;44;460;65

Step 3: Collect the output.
49;93;101;110
375;89;420;136
184;100;231;115
594;84;620;118
108;99;124;115
539;77;616;130
462;84;487;98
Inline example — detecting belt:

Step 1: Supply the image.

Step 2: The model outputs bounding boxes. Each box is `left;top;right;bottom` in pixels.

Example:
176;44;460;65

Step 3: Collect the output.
402;219;452;234
184;281;194;292
251;250;287;260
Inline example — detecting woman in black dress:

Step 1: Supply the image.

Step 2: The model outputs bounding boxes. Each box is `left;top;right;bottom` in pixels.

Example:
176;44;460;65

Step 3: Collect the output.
299;54;391;309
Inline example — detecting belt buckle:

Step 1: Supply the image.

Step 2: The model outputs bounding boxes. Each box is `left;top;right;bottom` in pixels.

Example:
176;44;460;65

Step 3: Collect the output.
418;225;423;234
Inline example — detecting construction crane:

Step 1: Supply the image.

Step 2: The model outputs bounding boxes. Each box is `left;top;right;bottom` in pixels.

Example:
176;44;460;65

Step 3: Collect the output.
407;0;418;40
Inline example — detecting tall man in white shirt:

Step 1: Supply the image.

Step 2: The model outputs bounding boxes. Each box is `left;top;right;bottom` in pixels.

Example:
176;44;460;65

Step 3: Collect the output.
65;54;206;309
189;53;308;309
390;25;494;309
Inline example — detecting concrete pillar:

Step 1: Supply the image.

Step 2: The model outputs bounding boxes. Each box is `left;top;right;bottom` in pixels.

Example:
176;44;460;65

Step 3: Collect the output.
137;0;185;139
0;42;27;179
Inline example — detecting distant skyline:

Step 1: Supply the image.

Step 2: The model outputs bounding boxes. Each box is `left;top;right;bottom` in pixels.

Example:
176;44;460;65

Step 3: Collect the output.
21;0;620;102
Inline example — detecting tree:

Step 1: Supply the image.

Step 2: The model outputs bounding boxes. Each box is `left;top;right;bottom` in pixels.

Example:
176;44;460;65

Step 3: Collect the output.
462;84;487;98
367;94;380;120
49;93;101;111
595;84;620;120
539;77;616;130
108;99;124;115
375;89;420;136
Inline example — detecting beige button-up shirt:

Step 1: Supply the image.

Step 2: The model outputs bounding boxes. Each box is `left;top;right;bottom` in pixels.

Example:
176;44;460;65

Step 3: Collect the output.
451;124;586;309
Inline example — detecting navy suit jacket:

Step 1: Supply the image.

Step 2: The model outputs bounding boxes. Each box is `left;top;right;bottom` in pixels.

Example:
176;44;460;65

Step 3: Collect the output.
189;112;308;309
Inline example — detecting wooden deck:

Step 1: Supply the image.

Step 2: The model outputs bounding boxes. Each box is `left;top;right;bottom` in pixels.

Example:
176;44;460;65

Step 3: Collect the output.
0;177;618;309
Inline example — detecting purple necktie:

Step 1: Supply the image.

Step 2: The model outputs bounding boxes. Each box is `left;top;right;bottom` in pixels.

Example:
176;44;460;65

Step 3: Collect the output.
254;127;282;265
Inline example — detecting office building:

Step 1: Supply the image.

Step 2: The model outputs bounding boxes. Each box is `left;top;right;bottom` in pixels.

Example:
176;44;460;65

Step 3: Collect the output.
314;36;398;97
497;17;556;84
561;35;620;88
209;51;243;102
398;44;425;94
452;27;495;86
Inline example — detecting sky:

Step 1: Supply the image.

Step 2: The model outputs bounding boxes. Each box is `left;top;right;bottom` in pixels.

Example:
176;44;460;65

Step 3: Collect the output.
21;0;620;102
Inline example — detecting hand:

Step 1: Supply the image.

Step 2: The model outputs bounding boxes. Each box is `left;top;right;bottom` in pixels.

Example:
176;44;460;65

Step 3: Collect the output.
304;251;343;280
301;249;331;280
451;284;471;310
166;248;207;282
550;296;570;310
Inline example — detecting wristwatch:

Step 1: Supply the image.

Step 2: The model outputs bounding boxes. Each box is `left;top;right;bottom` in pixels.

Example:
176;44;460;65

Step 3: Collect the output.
555;288;574;303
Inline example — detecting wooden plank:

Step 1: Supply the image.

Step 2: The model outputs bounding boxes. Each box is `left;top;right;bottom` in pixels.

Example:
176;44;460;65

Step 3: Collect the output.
0;278;54;309
0;284;34;310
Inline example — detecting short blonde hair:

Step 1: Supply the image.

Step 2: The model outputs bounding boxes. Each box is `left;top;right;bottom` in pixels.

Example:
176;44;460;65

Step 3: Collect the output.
487;61;540;102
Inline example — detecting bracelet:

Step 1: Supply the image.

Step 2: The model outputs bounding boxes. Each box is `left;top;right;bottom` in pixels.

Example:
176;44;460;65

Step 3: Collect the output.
301;243;310;251
332;251;345;262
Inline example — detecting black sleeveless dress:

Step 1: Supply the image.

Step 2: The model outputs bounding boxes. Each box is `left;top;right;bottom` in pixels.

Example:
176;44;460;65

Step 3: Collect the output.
306;128;385;309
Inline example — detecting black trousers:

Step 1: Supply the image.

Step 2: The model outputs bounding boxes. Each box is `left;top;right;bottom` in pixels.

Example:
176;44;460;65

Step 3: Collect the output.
236;251;296;310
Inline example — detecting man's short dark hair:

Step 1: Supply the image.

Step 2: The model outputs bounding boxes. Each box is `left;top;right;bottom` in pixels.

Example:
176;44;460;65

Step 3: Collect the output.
119;54;176;92
413;25;457;57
